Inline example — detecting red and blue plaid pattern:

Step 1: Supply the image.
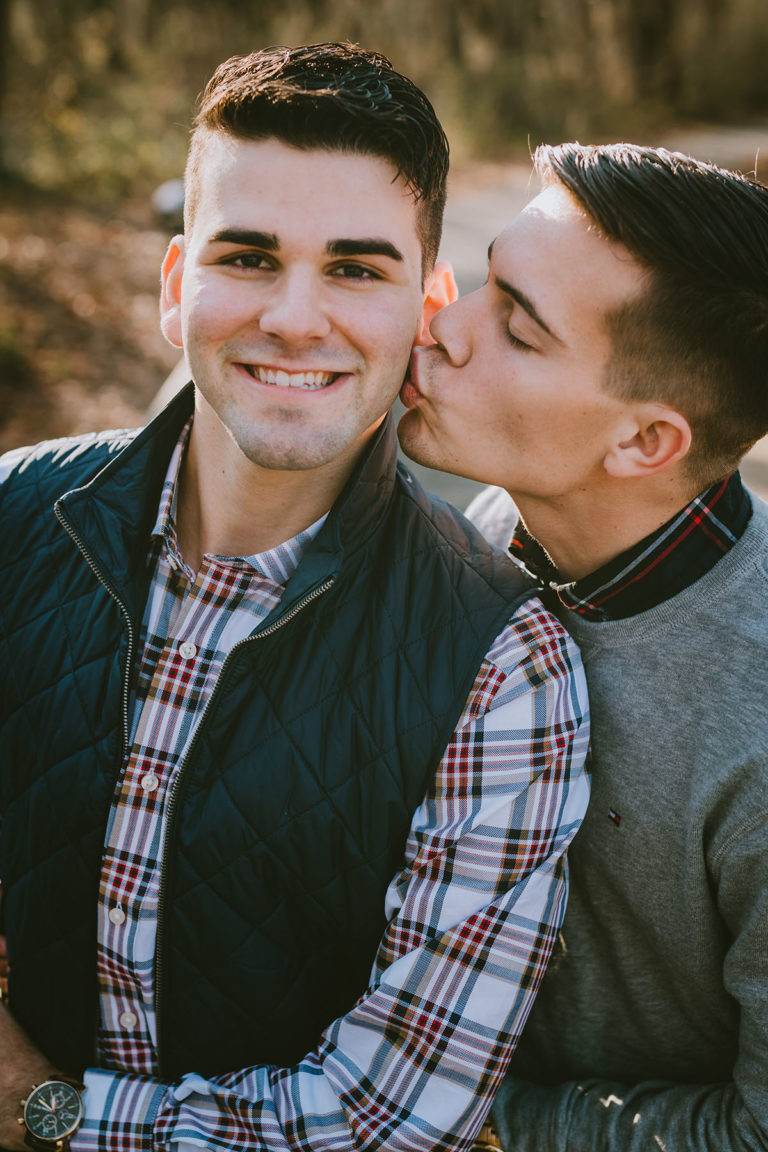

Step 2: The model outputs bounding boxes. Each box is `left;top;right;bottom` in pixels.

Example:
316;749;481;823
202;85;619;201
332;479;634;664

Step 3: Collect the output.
74;425;590;1152
511;472;751;621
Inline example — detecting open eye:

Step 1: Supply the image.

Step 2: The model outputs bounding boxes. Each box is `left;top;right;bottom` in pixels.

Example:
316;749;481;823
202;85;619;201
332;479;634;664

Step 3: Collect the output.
222;252;274;271
331;262;382;281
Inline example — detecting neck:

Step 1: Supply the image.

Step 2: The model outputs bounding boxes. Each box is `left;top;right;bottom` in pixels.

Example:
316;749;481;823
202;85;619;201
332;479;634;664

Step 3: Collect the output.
513;474;702;581
177;424;367;572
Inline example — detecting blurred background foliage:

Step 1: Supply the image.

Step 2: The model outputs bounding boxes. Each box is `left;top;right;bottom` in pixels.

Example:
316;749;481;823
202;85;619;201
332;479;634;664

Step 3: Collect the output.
2;0;768;478
2;0;768;203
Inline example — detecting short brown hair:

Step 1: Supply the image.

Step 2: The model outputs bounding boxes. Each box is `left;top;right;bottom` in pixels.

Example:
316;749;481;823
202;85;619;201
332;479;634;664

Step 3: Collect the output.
184;42;449;275
536;142;768;481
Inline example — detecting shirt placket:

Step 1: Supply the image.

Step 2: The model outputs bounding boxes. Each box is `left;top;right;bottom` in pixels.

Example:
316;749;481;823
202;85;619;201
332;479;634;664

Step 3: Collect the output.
96;557;261;1073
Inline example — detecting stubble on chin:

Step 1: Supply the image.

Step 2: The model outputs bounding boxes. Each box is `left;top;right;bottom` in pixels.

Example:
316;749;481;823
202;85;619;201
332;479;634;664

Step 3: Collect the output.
397;408;435;470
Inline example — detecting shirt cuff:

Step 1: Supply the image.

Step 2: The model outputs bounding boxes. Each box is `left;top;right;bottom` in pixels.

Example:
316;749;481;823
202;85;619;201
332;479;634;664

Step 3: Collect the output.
71;1068;167;1152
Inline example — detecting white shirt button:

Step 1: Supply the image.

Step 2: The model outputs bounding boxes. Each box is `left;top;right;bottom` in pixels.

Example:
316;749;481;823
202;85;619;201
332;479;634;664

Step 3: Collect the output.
119;1011;138;1030
108;906;126;926
167;554;179;571
178;640;197;659
140;773;159;794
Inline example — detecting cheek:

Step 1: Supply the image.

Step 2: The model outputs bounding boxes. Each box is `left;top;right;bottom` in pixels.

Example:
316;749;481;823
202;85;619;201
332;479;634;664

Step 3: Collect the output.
184;299;232;347
361;294;423;359
183;283;241;344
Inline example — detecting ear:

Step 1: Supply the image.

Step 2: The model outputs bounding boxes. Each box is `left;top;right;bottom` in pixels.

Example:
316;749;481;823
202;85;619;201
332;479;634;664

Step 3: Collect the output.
416;260;459;346
604;405;692;478
160;235;186;349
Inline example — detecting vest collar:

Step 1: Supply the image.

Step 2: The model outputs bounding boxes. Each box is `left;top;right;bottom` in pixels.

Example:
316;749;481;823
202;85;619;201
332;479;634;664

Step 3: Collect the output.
56;384;401;622
236;412;401;617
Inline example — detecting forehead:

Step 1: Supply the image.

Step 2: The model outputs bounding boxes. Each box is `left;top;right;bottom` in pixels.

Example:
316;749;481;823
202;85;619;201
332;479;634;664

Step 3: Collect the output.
492;185;648;338
188;135;422;251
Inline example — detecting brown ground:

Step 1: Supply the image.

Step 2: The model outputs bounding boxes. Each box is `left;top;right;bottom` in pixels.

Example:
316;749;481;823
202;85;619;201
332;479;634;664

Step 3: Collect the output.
0;175;178;454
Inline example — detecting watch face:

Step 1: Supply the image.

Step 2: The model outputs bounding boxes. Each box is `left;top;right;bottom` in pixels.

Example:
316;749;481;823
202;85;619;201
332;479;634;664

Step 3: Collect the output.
24;1081;84;1142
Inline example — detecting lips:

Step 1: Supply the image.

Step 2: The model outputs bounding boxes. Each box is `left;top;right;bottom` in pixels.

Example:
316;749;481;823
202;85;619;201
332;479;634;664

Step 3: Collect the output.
399;378;421;409
241;364;339;390
400;349;425;409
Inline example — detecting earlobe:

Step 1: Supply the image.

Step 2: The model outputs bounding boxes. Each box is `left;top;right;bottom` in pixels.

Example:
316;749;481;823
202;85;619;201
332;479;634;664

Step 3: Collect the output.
604;407;692;478
416;261;459;346
160;235;186;349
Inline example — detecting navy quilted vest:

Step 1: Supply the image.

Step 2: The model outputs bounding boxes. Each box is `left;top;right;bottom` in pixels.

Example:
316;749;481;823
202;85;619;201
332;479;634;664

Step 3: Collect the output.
0;387;536;1078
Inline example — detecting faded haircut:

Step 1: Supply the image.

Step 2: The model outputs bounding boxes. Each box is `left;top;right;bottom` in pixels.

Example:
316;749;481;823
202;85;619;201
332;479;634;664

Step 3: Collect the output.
536;142;768;482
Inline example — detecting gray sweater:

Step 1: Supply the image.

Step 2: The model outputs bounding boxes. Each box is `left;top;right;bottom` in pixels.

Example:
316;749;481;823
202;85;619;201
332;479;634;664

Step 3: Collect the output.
467;487;768;1151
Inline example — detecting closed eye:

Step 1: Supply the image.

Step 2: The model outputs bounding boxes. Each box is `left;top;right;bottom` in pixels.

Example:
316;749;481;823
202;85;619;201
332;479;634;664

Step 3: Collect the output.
507;329;533;351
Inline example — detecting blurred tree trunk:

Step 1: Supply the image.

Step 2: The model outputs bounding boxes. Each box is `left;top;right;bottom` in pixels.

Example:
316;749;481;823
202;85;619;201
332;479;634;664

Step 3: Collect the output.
619;0;682;103
488;0;532;52
700;0;726;39
444;0;464;64
114;0;150;61
0;0;8;169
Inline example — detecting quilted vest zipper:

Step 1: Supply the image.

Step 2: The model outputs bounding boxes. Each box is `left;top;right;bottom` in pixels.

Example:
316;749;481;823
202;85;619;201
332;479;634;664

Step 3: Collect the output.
154;575;335;1073
54;501;136;760
54;499;137;1065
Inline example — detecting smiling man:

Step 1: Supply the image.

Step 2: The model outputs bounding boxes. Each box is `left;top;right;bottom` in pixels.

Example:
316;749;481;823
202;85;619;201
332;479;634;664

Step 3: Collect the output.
399;142;768;1151
0;46;590;1152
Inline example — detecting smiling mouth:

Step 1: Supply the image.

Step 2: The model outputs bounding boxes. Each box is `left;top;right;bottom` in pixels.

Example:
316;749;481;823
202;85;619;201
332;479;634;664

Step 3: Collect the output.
241;364;340;390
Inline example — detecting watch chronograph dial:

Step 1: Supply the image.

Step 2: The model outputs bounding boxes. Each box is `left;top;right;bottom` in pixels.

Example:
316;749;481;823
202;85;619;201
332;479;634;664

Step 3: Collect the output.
24;1081;84;1142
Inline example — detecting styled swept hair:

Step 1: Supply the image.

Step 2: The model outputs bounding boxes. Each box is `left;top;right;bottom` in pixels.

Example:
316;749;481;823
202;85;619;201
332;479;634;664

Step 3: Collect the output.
184;42;449;273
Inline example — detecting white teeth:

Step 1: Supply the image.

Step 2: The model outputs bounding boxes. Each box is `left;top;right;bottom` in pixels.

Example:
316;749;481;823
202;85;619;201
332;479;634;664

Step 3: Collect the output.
249;365;337;390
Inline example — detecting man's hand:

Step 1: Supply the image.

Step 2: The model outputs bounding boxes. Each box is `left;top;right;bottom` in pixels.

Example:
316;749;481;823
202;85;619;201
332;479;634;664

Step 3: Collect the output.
0;1003;59;1151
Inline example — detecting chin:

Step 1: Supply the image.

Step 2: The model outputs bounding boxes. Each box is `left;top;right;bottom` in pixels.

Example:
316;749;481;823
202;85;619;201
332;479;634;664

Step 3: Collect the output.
396;409;428;461
398;420;451;475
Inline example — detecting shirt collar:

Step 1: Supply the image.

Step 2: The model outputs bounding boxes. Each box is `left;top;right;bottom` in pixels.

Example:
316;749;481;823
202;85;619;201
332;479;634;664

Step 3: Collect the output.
511;470;752;621
151;417;327;587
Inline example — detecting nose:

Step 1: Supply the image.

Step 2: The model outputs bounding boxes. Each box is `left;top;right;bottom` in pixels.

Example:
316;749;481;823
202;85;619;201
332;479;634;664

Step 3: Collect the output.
258;267;332;343
428;291;475;367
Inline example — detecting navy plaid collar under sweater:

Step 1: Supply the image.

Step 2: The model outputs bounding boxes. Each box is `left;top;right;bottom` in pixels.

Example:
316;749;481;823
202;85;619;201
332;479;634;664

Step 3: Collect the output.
509;471;752;621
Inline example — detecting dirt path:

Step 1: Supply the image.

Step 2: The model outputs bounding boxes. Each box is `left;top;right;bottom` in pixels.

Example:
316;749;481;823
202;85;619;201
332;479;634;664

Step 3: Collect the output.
441;125;768;295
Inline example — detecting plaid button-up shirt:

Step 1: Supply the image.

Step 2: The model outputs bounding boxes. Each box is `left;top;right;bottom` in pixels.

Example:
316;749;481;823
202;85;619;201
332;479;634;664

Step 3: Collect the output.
74;425;590;1152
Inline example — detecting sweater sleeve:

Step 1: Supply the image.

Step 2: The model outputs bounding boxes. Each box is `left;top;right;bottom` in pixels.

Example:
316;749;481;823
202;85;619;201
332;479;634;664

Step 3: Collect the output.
491;812;768;1152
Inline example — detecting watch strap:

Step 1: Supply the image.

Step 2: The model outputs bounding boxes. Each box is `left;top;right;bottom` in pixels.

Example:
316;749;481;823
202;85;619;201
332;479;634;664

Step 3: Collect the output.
472;1120;503;1150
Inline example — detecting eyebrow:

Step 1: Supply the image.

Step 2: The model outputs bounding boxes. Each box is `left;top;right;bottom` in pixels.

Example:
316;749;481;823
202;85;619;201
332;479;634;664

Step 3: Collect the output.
487;240;563;344
326;238;404;262
210;229;279;249
208;230;404;263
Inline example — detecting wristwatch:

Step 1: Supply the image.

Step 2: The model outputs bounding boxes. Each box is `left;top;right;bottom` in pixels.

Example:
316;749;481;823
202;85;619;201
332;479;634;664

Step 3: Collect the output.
20;1076;85;1151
